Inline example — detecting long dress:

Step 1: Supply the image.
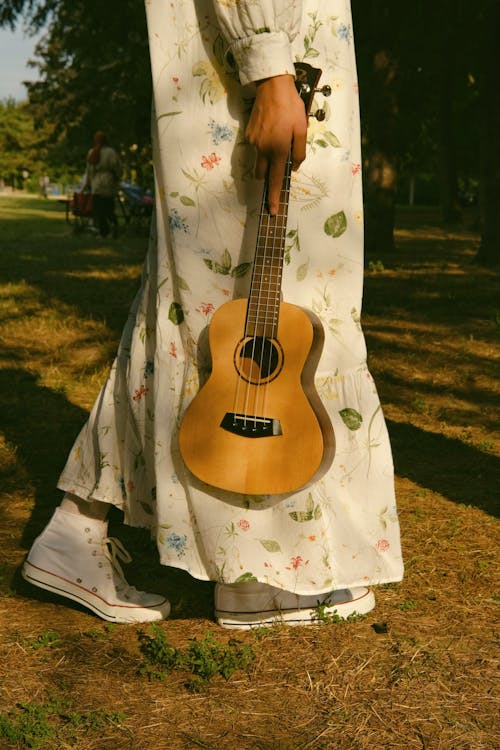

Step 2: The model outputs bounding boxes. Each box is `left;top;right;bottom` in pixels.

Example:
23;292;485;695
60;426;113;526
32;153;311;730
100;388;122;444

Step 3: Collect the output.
58;0;404;594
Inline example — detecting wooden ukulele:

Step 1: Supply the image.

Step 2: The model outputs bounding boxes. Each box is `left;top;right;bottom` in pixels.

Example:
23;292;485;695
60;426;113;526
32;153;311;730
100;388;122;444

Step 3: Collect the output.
179;63;335;495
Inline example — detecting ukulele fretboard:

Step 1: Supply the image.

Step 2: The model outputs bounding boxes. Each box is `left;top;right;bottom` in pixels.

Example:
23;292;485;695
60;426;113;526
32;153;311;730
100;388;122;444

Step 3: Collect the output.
246;162;292;339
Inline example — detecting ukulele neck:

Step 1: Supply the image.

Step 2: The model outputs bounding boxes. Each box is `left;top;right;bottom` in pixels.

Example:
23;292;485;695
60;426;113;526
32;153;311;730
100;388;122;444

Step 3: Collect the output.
245;156;292;340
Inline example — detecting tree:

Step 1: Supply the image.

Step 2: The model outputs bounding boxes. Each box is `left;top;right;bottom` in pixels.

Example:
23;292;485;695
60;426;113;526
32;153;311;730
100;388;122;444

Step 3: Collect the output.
1;0;152;184
0;98;49;187
476;0;500;266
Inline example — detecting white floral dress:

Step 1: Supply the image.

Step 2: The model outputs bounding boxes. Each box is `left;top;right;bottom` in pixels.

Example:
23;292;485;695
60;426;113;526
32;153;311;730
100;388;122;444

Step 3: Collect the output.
58;0;404;594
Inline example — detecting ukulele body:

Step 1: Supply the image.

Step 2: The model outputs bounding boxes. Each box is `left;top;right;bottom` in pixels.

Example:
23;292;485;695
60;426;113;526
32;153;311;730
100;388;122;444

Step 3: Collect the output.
179;297;333;495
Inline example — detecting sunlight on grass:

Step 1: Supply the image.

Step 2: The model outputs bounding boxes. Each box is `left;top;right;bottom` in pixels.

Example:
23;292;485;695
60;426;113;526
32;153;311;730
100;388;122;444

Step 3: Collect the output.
0;200;498;750
54;265;143;281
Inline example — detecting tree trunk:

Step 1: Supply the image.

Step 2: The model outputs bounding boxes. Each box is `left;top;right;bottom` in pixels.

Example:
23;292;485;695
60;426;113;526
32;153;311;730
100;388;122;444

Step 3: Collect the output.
354;2;400;257
437;1;461;224
476;0;500;266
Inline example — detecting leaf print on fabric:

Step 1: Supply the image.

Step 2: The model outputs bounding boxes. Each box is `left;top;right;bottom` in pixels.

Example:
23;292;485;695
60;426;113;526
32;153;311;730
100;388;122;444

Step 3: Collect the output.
324;211;347;238
299;12;322;60
192;60;225;104
350;307;361;331
310;130;341;151
291;171;328;211
296;259;309;282
168;302;184;325
339;408;363;431
259;540;281;553
311;284;344;337
289;493;322;522
203;248;251;278
378;505;399;531
176;274;190;291
284;227;300;265
180;195;195;207
157;111;182;122
140;502;154;516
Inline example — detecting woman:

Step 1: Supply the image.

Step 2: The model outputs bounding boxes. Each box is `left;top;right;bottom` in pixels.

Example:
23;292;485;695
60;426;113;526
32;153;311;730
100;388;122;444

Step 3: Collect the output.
23;0;403;628
84;130;121;238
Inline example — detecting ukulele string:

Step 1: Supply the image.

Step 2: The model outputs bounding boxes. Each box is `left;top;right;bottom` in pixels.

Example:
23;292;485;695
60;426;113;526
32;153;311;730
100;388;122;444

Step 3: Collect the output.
235;179;270;429
251;179;275;428
259;156;291;424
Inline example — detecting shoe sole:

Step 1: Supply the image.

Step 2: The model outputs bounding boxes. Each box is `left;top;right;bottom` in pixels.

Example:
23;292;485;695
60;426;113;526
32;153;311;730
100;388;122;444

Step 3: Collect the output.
22;560;170;624
215;588;375;630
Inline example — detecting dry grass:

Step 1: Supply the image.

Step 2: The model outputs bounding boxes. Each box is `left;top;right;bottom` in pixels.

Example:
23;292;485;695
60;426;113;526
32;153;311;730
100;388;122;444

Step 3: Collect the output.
0;197;498;749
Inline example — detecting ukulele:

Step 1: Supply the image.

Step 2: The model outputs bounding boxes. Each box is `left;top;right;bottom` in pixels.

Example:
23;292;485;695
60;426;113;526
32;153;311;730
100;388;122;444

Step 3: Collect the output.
179;62;335;495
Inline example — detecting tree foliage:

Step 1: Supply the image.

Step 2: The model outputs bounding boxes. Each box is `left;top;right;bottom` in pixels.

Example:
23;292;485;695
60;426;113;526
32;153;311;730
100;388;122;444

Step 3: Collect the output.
2;0;152;183
0;98;51;186
1;0;497;263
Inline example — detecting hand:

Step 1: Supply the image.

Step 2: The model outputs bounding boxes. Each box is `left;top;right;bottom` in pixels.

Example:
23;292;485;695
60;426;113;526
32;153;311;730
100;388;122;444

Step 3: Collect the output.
246;74;307;215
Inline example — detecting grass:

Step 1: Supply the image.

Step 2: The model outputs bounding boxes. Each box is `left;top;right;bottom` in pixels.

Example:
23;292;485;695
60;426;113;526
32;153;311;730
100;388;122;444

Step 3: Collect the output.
0;195;498;749
139;625;255;689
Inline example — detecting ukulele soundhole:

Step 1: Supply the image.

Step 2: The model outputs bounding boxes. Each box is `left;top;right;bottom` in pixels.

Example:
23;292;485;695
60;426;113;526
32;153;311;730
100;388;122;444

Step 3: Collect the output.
234;336;283;385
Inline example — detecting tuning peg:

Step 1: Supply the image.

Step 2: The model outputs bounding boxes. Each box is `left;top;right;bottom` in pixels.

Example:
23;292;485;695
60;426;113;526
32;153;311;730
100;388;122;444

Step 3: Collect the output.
310;109;326;122
315;84;332;97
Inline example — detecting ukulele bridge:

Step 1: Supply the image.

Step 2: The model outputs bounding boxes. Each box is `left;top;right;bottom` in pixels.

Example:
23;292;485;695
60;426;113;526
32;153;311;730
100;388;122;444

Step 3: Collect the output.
220;412;283;438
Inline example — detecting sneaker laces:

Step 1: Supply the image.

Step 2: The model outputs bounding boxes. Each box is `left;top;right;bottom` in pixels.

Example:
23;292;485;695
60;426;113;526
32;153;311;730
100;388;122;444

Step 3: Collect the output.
101;537;138;595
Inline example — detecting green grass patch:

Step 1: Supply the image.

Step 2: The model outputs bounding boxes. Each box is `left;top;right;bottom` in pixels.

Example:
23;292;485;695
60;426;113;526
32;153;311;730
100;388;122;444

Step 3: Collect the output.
0;697;125;749
139;625;255;690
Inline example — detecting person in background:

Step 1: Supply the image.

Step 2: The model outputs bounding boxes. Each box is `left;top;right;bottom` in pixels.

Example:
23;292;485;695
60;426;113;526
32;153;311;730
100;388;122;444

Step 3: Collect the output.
84;131;121;238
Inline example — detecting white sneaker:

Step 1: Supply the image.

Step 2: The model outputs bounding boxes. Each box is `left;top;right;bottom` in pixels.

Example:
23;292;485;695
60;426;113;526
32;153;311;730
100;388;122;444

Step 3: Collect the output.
214;581;375;630
22;508;171;623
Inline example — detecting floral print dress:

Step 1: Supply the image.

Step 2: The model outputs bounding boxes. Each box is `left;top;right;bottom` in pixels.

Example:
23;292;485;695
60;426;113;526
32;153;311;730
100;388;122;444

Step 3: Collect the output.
58;0;404;594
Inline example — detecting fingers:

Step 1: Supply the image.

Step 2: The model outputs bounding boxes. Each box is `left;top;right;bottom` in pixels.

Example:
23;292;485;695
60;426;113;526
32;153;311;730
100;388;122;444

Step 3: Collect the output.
267;152;288;216
246;74;309;214
291;125;307;172
254;151;268;182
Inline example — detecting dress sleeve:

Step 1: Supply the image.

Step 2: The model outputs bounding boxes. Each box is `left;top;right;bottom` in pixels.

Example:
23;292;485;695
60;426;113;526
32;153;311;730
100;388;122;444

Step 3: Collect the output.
212;0;303;85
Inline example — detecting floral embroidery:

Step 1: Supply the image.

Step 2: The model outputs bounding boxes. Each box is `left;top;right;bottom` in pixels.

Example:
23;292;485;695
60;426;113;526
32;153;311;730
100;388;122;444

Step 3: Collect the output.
196;302;215;316
201;152;221;170
237;519;250;531
169;208;189;233
133;385;148;402
208;119;233;145
337;22;352;42
166;532;188;557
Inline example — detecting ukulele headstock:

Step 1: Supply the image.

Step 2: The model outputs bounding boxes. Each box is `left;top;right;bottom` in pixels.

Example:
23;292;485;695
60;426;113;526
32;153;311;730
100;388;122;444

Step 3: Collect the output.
294;61;331;121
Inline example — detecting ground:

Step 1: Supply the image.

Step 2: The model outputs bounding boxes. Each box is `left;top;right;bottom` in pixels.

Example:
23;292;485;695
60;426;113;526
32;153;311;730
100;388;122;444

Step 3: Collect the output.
0;196;498;749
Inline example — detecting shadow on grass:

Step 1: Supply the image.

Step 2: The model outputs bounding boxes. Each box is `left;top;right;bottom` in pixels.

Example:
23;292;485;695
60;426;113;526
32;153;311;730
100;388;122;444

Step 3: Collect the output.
0;367;213;620
388;420;499;518
0;199;148;336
